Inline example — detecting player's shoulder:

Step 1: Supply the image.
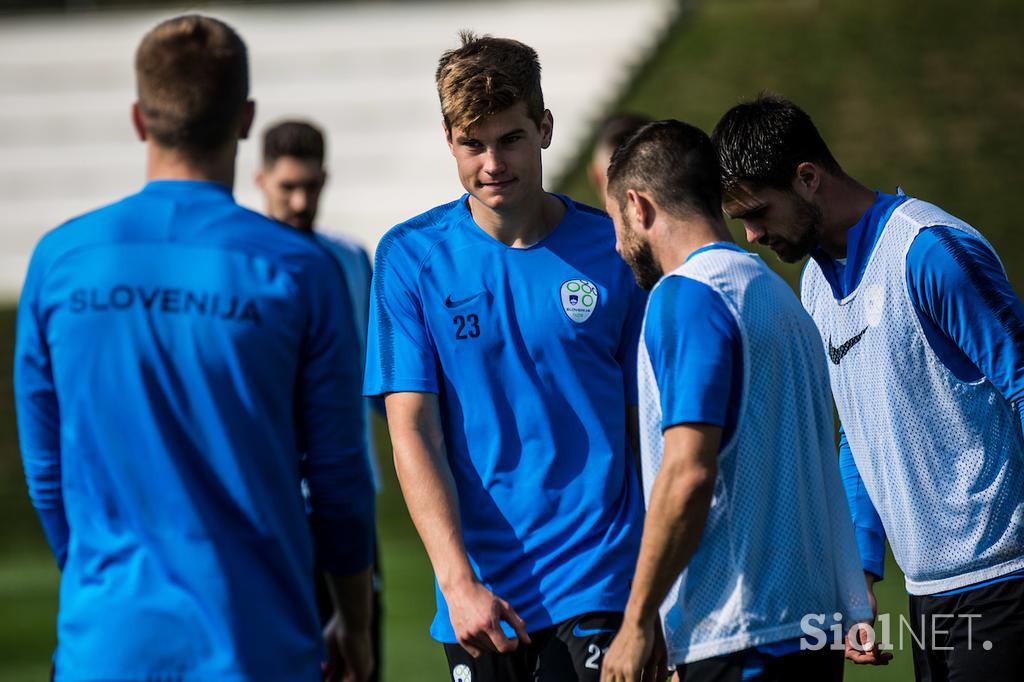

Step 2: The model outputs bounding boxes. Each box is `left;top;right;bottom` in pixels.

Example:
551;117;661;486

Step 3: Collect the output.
647;274;736;344
315;231;368;259
651;273;719;313
29;191;148;272
375;198;464;266
562;195;614;232
212;204;334;264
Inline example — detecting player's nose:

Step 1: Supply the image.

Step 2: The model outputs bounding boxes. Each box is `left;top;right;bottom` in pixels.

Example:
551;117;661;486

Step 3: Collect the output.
290;190;308;213
743;222;765;244
482;148;506;175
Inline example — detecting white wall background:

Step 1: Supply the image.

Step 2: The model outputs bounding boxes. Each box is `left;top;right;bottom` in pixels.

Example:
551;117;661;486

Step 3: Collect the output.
0;0;675;298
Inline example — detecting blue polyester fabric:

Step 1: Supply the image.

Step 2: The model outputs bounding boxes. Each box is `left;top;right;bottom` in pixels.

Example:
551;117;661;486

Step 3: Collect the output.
642;242;745;446
364;195;646;642
645;242;803;656
14;180;374;681
810;190;1024;590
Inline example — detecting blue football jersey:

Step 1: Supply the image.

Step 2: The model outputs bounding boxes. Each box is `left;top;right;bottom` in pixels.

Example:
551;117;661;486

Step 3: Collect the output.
14;180;374;681
365;194;646;642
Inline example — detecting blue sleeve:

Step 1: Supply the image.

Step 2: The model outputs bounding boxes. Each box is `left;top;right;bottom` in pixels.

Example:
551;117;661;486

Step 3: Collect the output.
359;247;387;417
13;245;69;569
364;235;438;396
838;424;886;579
644;276;739;430
907;227;1024;436
616;279;648;406
298;256;375;575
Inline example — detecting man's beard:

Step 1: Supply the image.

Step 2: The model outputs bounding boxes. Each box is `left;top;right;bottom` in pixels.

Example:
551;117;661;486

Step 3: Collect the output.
625;235;663;290
774;197;823;264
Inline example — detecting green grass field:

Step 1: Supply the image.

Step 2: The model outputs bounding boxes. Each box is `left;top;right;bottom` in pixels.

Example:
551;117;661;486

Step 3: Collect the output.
2;0;1022;680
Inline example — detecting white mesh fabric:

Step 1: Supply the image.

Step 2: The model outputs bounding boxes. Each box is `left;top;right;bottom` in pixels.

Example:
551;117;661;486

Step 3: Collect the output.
802;198;1024;595
638;248;870;665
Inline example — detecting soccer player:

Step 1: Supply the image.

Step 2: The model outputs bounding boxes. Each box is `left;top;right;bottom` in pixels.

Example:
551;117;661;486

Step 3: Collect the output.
13;15;374;682
712;93;1024;681
364;33;652;681
256;118;384;681
598;120;870;682
587;112;652;204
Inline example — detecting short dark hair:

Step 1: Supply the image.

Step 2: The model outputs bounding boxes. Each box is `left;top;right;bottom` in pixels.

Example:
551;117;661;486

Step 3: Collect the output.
436;31;544;132
607;119;723;220
711;92;841;192
261;120;325;167
135;15;249;158
594;112;652;156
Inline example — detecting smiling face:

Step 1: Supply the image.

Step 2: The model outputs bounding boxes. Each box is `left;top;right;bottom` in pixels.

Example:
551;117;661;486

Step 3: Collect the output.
446;100;552;214
722;181;823;263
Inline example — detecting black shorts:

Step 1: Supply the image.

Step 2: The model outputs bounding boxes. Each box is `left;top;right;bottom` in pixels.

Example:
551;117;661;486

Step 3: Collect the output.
444;611;622;682
674;646;843;682
909;576;1024;682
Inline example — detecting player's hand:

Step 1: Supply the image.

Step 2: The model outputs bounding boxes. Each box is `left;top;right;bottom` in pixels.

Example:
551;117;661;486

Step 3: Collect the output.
845;571;892;665
845;622;893;666
642;622;669;681
323;611;375;682
601;616;659;682
865;571;879;619
446;578;531;658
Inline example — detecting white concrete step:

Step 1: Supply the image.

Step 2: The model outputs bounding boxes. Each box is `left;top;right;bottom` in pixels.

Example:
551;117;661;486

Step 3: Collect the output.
0;0;675;298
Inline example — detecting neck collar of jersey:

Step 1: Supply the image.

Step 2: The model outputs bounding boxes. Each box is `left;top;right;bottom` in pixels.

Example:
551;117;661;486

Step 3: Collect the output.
141;179;234;201
457;192;575;250
685;241;746;264
809;189;908;299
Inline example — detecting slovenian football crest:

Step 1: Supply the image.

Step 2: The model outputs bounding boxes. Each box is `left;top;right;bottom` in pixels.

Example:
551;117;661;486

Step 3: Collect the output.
560;279;598;323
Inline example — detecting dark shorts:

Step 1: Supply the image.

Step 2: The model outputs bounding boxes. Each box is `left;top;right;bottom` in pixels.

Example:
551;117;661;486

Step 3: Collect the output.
909;576;1024;682
674;646;844;682
444;611;622;682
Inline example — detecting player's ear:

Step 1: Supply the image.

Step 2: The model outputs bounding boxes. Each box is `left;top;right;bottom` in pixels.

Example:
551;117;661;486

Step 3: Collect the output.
626;188;656;230
254;166;265;190
539;109;553;149
238;100;256;140
792;161;821;200
131;102;147;142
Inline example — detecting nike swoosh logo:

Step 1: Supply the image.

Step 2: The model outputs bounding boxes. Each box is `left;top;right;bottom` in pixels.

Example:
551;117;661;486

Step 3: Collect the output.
828;327;868;365
572;624;617;638
444;291;485;308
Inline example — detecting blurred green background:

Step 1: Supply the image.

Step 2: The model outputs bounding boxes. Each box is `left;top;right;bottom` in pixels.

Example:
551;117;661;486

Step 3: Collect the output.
3;0;1022;680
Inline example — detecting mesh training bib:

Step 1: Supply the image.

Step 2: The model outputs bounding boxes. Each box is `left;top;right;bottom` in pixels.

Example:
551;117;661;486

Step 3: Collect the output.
640;247;870;664
802;198;1024;594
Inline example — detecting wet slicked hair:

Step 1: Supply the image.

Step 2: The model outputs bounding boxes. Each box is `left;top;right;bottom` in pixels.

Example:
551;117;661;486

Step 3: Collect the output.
135;14;249;158
607;119;723;221
262;120;325;167
711;92;841;192
435;31;544;132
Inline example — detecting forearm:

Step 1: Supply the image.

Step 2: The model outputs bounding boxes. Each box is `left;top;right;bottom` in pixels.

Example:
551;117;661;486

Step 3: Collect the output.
624;448;715;625
386;394;475;592
838;428;885;579
325;566;374;632
305;448;375;575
